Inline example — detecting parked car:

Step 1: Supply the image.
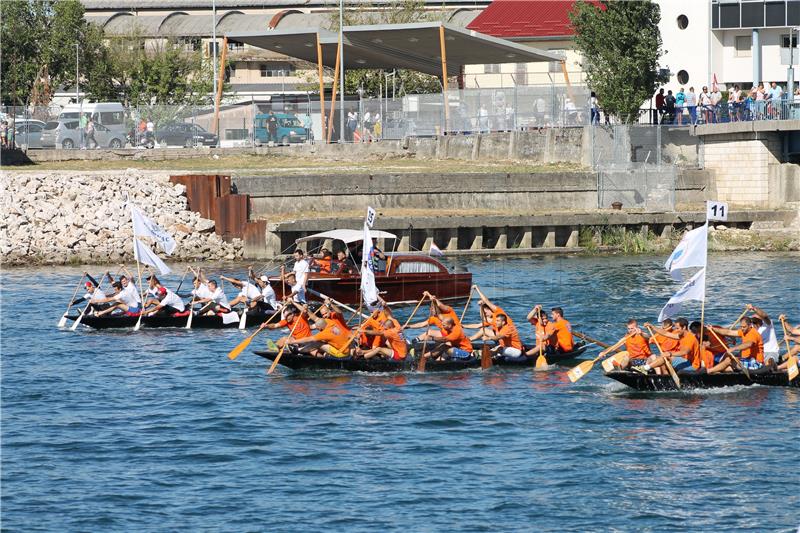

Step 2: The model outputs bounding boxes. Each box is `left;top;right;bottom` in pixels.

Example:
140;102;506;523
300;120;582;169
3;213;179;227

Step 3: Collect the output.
41;120;126;149
156;123;218;147
13;119;47;149
254;113;310;145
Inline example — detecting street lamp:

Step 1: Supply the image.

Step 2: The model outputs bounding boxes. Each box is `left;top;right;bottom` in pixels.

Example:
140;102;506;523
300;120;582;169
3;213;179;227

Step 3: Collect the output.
339;0;345;143
212;0;218;99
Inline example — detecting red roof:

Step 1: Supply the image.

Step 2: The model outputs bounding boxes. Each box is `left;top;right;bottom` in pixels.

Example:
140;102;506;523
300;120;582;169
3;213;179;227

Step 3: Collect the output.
467;0;600;39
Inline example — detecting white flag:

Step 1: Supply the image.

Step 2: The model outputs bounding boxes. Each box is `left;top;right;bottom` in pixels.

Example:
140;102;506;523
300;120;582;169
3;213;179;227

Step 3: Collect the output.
133;238;172;275
664;222;707;280
429;242;444;256
130;203;177;255
360;219;379;309
658;267;706;322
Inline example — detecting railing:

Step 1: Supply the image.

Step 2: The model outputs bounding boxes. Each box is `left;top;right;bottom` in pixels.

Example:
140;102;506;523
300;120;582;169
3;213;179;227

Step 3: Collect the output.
636;98;800;126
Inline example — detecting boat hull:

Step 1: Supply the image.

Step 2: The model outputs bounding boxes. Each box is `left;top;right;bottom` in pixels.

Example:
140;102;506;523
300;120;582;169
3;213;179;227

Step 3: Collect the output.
66;311;280;330
605;370;799;391
414;340;588;367
253;350;480;372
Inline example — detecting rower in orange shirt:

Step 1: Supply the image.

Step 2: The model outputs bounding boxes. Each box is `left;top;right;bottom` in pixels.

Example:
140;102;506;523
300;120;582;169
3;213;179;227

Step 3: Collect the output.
708;317;764;370
524;305;557;357
548;307;574;352
405;292;459;342
424;316;473;361
464;286;515;341
689;321;725;370
614;319;652;371
639;318;701;374
482;313;523;361
265;305;311;349
289;318;353;358
357;319;408;360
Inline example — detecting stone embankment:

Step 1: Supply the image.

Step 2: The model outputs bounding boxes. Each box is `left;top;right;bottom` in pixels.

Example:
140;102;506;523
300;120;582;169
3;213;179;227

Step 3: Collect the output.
1;170;242;265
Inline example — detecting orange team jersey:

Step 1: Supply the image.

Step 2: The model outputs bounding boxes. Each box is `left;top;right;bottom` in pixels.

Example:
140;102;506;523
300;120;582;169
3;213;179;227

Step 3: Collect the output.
700;347;715;370
382;326;407;359
552;318;574;352
278;315;311;339
488;306;515;331
536;323;558;349
626;334;652;359
678;332;702;369
313;322;352;351
650;331;680;352
739;328;764;363
428;308;460;330
497;323;522;350
442;322;473;351
328;311;349;332
704;327;729;354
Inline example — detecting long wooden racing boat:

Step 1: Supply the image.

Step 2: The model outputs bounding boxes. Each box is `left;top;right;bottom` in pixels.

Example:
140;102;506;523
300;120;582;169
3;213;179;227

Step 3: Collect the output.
414;340;589;367
605;369;799;391
253;349;481;372
270;230;471;305
66;310;281;330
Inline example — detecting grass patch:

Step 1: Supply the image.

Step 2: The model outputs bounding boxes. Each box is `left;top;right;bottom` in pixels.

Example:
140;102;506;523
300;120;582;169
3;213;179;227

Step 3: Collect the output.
581;225;667;254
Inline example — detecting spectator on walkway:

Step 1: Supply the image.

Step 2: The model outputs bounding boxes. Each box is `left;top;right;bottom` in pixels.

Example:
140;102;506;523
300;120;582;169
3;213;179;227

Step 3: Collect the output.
655;88;665;124
754;83;766;119
767;81;784;119
664;90;676;124
685;87;698;125
7;116;15;149
346;112;357;141
728;84;741;122
79;112;88;149
674;87;685;125
710;85;722;122
137;118;146;144
267;111;277;143
146;117;155;144
699;86;713;124
590;91;600;124
0;121;7;149
85;118;97;149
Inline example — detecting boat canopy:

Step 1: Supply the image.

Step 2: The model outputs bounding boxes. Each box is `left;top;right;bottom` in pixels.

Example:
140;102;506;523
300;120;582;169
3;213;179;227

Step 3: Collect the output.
295;229;398;245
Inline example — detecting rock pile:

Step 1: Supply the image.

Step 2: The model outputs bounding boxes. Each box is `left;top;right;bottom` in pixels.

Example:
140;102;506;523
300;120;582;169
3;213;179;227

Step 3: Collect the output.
1;170;243;265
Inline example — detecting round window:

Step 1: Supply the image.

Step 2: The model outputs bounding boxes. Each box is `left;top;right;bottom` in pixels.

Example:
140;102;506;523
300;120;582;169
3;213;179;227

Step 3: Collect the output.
677;70;689;84
677;15;689;30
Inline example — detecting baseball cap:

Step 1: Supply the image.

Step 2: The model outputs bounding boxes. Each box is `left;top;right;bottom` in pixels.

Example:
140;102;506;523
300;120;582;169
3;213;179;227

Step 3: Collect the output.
158;286;167;296
260;275;269;282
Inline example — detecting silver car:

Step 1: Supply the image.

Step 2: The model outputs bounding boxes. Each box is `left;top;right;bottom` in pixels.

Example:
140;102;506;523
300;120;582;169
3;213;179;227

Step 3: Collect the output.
13;119;47;149
41;120;126;149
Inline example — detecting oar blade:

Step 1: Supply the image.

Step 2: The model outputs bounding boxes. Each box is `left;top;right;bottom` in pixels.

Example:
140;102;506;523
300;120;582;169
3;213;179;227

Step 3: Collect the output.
133;314;143;331
535;354;548;370
185;311;194;329
788;356;799;381
70;315;83;331
418;353;427;372
601;351;628;373
58;315;68;328
567;360;594;383
228;337;253;360
480;345;492;369
238;309;248;330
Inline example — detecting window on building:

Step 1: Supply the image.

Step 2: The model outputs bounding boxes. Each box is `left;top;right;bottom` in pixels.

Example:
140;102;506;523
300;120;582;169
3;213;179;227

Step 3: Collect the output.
484;64;500;74
765;0;787;26
260;64;268;77
228;40;244;51
735;35;753;57
677;70;689;84
741;2;764;27
781;33;800;48
179;38;200;52
677;14;689;29
719;2;740;28
208;41;219;57
789;0;800;25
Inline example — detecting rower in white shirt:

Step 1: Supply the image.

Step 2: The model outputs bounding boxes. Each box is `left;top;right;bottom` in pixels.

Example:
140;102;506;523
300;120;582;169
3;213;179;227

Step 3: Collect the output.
143;286;186;316
221;274;261;310
96;268;142;316
252;274;279;312
283;271;306;304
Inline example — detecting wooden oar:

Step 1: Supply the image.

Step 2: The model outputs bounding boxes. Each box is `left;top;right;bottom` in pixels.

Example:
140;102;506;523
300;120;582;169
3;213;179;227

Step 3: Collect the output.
728;307;749;329
267;317;301;375
534;308;548;369
567;334;631;383
708;328;751;380
478;304;492;369
646;325;681;389
174;266;190;296
133;266;149;332
307;288;370;319
402;293;429;329
572;330;611;349
185;268;200;329
58;273;86;327
228;307;283;360
459;285;475;323
779;317;798;381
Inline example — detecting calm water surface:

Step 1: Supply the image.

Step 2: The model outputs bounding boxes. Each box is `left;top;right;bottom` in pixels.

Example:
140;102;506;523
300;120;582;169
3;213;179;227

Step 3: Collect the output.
2;253;799;532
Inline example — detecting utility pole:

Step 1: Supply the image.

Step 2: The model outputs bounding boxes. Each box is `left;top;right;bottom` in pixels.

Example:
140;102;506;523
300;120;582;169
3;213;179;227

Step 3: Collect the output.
75;43;80;103
212;0;218;99
339;0;345;142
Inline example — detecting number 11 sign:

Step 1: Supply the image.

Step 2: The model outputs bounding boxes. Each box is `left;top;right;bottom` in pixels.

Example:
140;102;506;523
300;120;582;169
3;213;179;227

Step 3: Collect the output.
707;200;728;222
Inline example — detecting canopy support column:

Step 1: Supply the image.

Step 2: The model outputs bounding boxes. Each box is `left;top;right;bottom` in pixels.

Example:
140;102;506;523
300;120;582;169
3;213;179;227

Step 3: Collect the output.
439;25;449;133
213;36;228;140
327;37;341;144
316;32;325;143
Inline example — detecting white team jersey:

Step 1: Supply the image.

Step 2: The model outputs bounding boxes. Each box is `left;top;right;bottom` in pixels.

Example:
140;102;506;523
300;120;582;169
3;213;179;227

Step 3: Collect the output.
293;259;310;286
83;288;107;303
192;283;212;300
261;284;278;310
116;282;141;306
758;324;779;352
239;282;261;300
160;289;185;312
290;280;306;303
210;287;230;308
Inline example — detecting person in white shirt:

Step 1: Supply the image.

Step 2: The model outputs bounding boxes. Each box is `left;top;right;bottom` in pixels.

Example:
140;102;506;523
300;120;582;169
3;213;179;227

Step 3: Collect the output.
96;272;142;316
143;275;163;309
292;249;310;288
748;304;780;367
222;274;261;310
194;279;230;315
187;275;212;315
76;279;108;315
252;274;279;312
283;271;306;304
143;286;185;316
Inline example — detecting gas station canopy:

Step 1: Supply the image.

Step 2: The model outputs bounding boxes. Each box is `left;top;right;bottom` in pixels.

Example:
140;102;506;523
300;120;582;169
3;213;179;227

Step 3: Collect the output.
226;22;562;77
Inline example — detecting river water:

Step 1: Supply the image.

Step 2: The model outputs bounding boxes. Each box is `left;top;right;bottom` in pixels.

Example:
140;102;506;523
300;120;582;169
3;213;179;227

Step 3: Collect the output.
1;253;798;532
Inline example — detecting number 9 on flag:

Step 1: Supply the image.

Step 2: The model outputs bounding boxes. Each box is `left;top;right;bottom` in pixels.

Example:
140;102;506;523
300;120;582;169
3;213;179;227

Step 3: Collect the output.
707;200;728;222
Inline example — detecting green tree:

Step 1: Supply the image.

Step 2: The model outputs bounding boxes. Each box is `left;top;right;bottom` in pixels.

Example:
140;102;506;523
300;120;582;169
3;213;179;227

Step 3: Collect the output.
321;0;444;97
569;0;667;122
0;0;116;106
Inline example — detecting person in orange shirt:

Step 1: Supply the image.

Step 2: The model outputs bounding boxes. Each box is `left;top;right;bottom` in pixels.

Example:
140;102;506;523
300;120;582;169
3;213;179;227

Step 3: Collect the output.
289;318;353;358
524;305;557;357
357;319;408;360
548;307;574;352
311;248;334;274
482;313;523;361
265;305;311;349
425;316;473;361
709;317;764;370
464;286;515;341
406;293;459;342
638;318;701;374
776;314;800;374
650;318;680;352
614;319;652;371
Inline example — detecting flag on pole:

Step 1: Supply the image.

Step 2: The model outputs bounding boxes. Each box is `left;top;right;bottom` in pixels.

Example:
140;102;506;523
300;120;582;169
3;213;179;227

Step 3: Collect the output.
361;207;379;308
429;242;444;256
664;222;708;280
133;238;172;275
658;267;706;322
130;203;177;255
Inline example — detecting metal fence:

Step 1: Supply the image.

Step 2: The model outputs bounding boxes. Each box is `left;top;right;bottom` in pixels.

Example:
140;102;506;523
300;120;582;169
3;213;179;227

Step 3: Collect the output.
597;163;677;211
635;98;800;125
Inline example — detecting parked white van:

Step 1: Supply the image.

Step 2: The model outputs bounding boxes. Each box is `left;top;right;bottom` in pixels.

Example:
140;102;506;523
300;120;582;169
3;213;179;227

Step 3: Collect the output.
58;102;126;129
